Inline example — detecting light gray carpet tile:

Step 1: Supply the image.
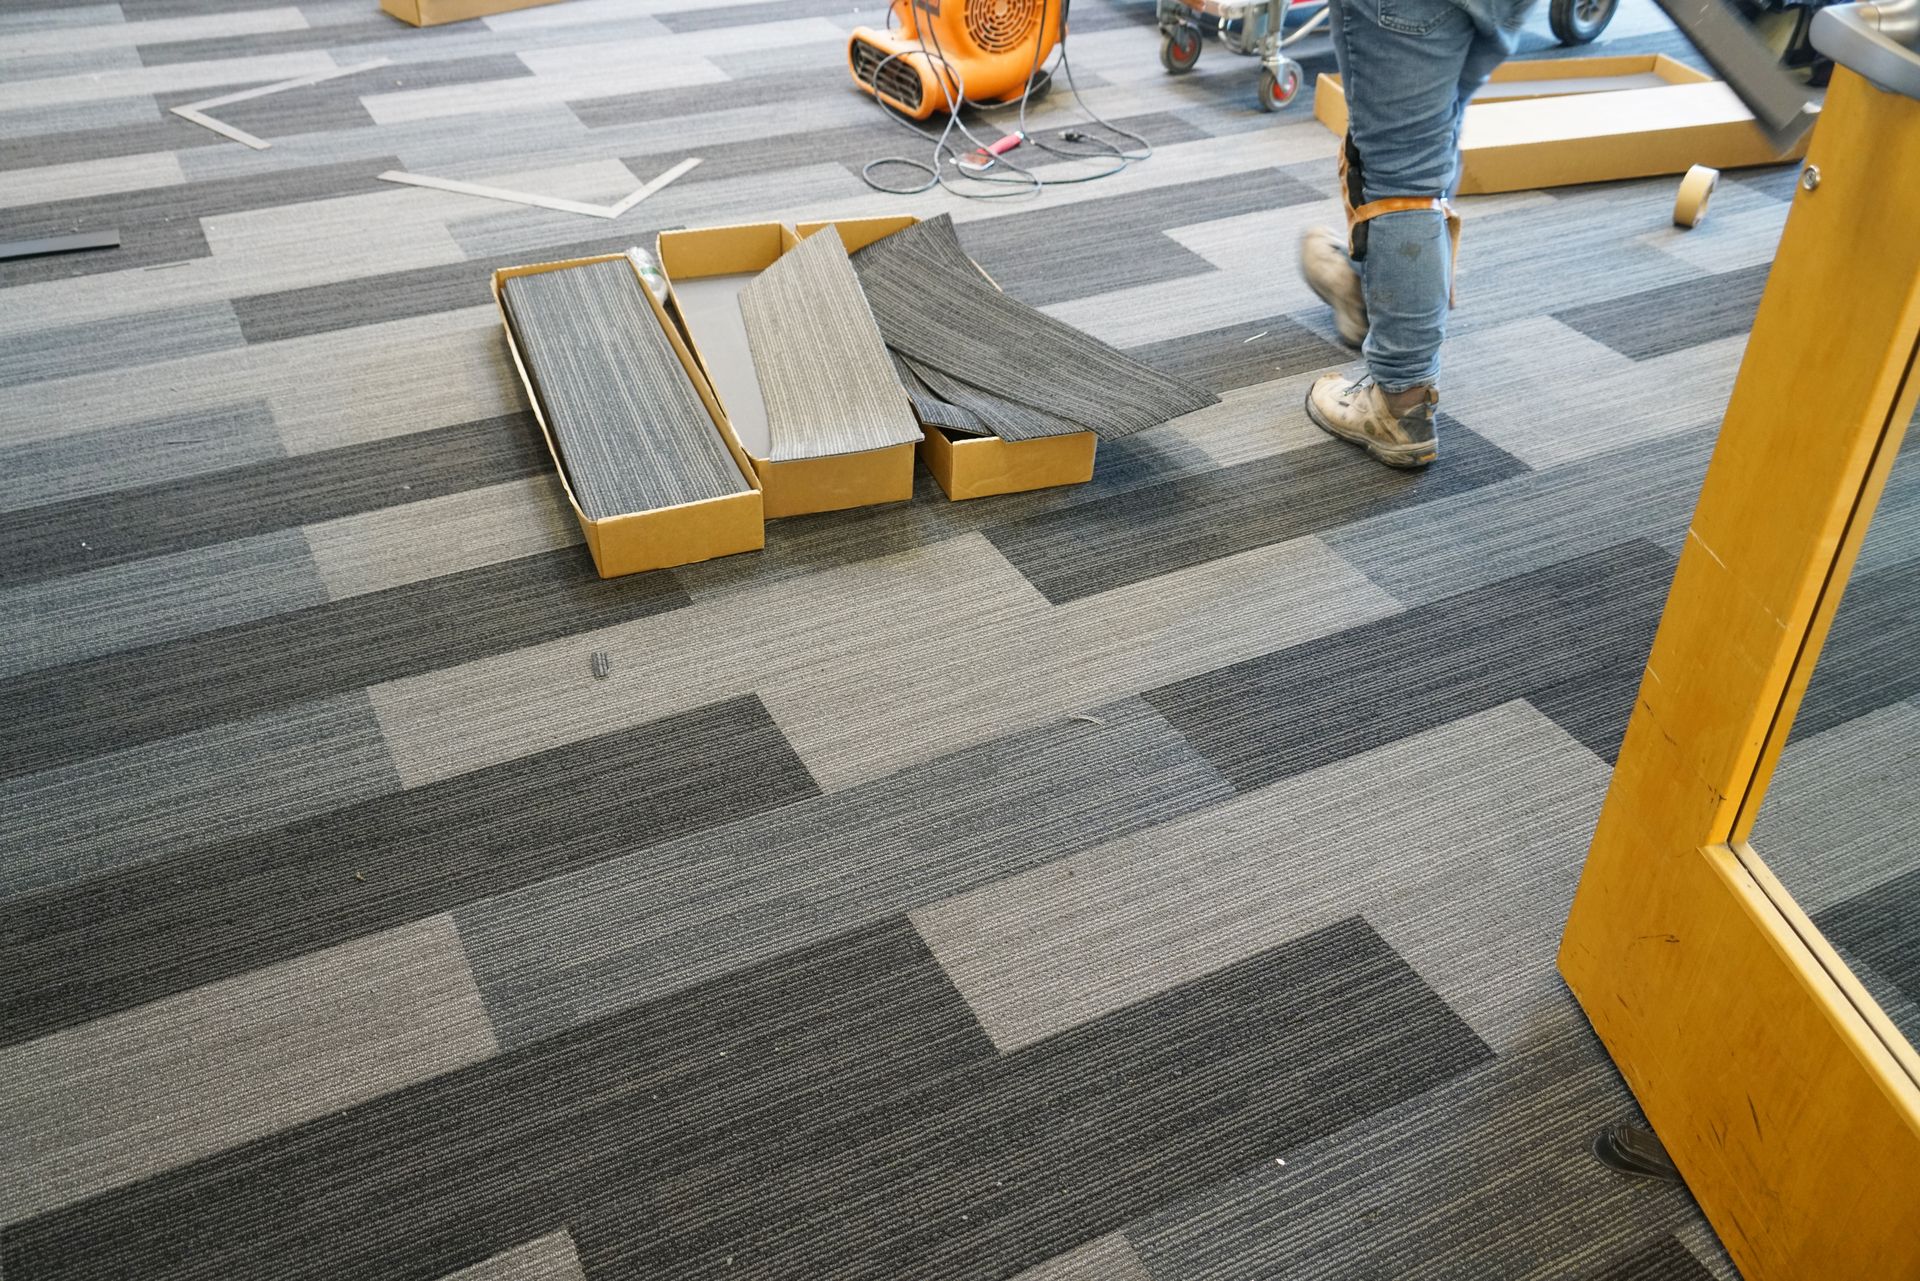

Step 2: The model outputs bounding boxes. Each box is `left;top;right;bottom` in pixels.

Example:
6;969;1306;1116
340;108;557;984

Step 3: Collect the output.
456;696;1233;1048
439;1231;587;1281
890;351;992;437
1325;427;1713;606
851;214;1219;438
913;700;1607;1053
0;50;341;114
501;259;749;517
0;300;242;391
0;688;396;901
1437;315;1744;470
0;528;327;681
0;149;183;211
737;224;922;461
0;914;496;1228
0;400;281;513
903;354;1089;442
304;474;582;601
0;95;161;146
357;58;726;128
0;5;123;34
0;45;144;83
1127;1002;1710;1281
1749;699;1920;916
171;102;590;183
1013;1234;1153;1281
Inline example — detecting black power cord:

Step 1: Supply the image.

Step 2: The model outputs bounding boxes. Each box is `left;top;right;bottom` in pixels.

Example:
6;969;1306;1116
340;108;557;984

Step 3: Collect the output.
858;0;1152;201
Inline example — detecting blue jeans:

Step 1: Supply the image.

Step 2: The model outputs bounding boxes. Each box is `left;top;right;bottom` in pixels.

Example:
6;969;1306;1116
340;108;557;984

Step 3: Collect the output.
1328;0;1514;391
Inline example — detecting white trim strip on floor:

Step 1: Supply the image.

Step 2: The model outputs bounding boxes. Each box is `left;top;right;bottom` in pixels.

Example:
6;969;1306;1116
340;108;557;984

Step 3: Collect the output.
377;157;701;220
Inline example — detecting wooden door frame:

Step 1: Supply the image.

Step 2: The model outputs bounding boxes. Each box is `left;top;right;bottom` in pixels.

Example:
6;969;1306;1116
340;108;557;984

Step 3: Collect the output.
1557;66;1920;1280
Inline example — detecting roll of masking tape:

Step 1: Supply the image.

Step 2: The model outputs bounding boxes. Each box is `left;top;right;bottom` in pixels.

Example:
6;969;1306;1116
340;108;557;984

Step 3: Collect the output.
1674;165;1720;229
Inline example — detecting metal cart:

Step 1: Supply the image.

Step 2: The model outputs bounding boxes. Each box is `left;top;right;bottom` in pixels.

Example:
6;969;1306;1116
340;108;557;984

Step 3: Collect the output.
1155;0;1331;111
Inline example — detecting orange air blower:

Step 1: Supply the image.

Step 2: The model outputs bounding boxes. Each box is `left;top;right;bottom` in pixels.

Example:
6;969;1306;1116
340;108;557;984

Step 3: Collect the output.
849;0;1065;121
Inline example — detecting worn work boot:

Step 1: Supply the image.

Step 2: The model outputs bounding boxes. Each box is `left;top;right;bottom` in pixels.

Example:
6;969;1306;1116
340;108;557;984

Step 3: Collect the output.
1305;371;1438;470
1299;226;1368;347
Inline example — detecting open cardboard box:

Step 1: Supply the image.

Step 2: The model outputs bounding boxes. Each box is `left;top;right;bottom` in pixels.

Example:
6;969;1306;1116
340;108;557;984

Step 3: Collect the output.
655;220;917;519
381;0;565;26
792;216;1098;502
492;255;765;578
1314;54;1810;194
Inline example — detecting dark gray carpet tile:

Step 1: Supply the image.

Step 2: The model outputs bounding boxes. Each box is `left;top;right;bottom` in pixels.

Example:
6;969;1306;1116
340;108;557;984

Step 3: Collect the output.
905;353;1089;441
0;410;547;589
1589;1235;1719;1280
0;544;689;785
134;24;504;66
0;119;223;172
571;63;852;127
985;419;1528;604
233;258;494;345
1124;313;1351;394
502;259;750;515
1146;541;1675;792
674;425;1216;598
852;214;1219;437
1553;263;1770;361
460;696;1232;1046
738;226;923;461
1528;659;1648;765
954;167;1321;308
659;0;862;32
0;692;807;1050
0;300;242;390
1816;866;1920;1017
891;351;993;436
1127;1000;1706;1281
1793;557;1920;741
0;401;281;513
0;155;403;287
0;914;1488;1281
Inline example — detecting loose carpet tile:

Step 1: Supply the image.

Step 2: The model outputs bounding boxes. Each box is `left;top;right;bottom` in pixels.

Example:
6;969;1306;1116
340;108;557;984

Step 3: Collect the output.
500;258;750;516
3;0;1889;1276
736;223;923;461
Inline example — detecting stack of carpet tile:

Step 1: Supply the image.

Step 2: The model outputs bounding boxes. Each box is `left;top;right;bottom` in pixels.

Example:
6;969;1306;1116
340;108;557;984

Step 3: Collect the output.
852;214;1220;441
737;227;926;462
500;259;751;518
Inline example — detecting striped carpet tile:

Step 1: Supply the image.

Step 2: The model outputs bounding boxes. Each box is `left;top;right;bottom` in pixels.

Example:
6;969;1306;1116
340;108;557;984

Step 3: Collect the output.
888;351;993;437
500;260;749;518
850;214;1221;438
903;353;1088;442
736;225;923;462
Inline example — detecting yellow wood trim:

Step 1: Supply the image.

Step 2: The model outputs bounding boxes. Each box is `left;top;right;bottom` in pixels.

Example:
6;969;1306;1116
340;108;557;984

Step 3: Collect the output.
1559;68;1920;1280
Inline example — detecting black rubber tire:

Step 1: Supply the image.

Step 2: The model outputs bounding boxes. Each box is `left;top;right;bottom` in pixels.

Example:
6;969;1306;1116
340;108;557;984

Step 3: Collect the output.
1160;25;1202;74
1257;62;1301;112
1549;0;1617;45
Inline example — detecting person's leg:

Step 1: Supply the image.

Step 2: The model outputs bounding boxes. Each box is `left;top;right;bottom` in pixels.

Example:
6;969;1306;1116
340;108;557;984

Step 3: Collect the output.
1301;0;1479;467
1338;0;1478;393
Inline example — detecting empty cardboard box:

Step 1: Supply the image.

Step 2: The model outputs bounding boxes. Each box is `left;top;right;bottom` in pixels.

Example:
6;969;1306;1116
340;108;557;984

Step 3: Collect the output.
793;216;1098;502
656;221;917;520
492;255;765;578
1314;54;1810;194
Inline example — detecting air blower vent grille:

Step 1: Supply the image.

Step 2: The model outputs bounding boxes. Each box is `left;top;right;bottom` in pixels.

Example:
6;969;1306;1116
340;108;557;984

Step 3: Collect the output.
966;0;1041;53
851;36;925;112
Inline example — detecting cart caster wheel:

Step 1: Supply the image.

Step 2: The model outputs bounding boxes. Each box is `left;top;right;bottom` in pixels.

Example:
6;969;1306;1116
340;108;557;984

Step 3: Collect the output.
1160;24;1202;74
1258;60;1301;111
1550;0;1617;44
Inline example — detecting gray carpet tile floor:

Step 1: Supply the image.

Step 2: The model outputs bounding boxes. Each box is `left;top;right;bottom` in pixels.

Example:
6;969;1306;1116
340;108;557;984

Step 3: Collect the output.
0;0;1906;1276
